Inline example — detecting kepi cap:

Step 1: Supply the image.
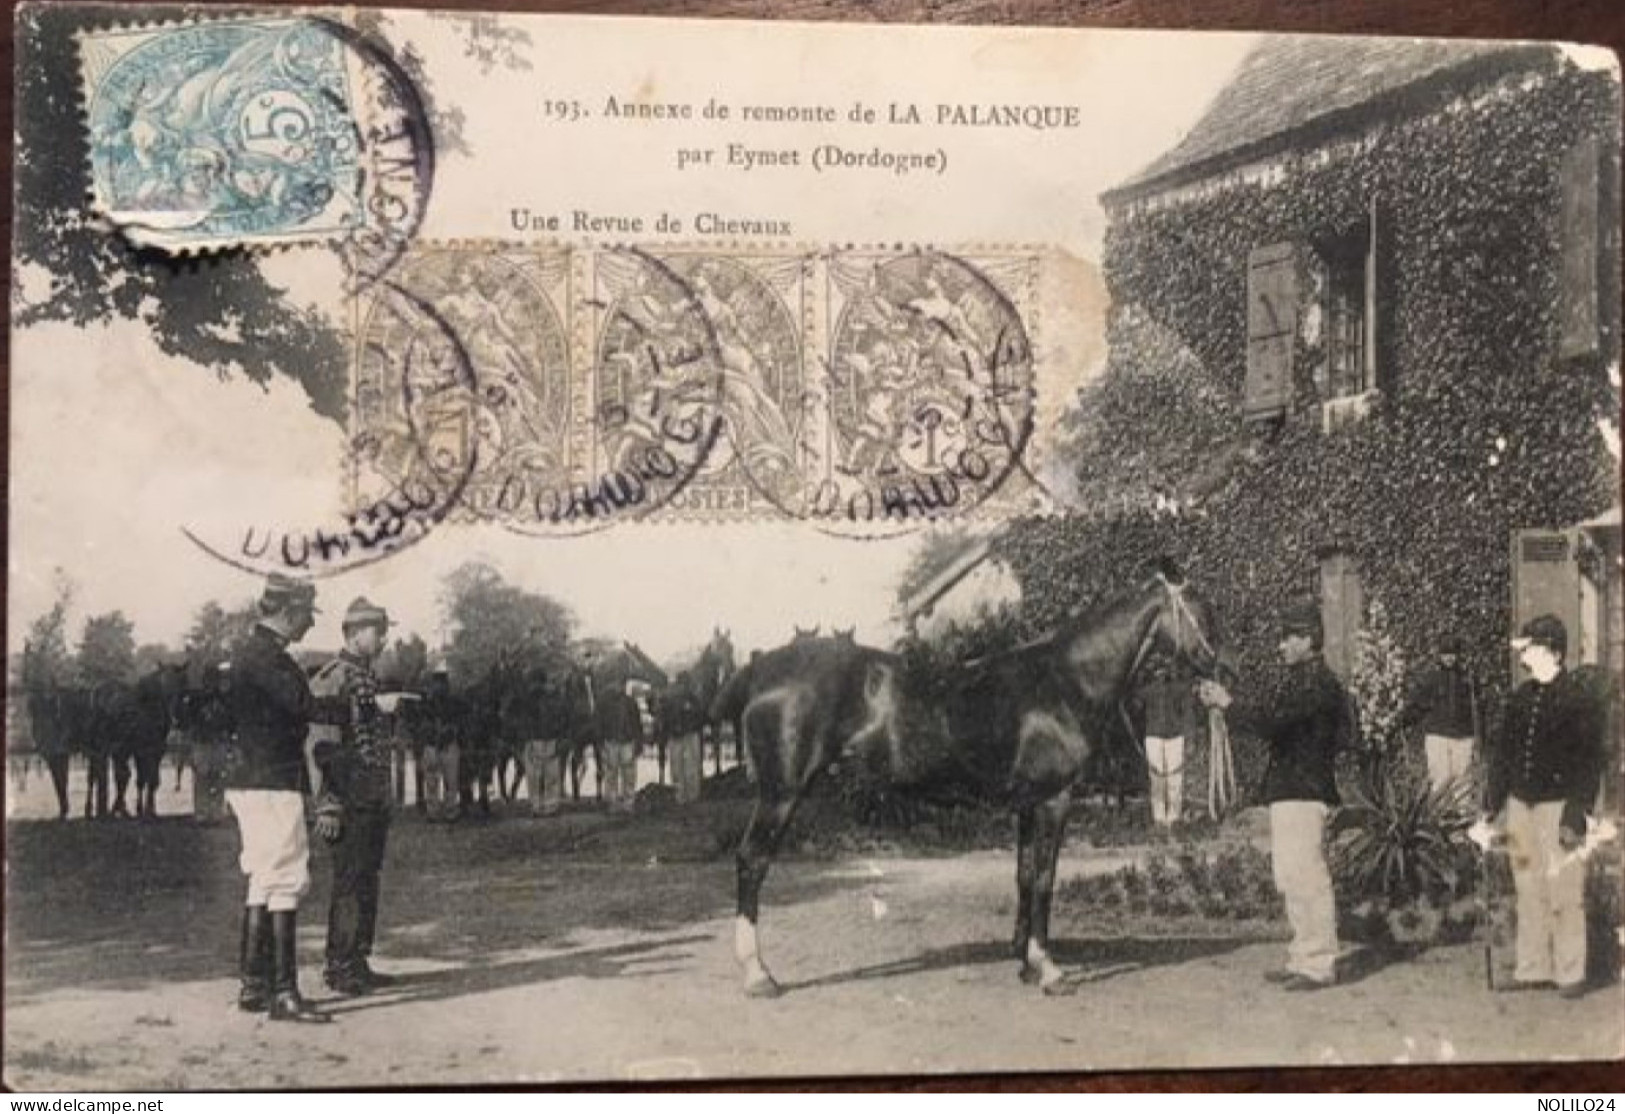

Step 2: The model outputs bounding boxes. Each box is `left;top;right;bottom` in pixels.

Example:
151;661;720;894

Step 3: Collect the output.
259;573;317;615
1511;613;1567;657
1280;599;1322;640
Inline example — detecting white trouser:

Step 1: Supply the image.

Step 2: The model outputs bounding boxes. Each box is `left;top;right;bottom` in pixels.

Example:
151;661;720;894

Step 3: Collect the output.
525;738;562;814
422;744;460;816
1270;800;1338;983
1505;796;1587;987
671;733;703;804
1146;734;1186;826
226;789;310;911
601;741;638;809
1423;733;1474;793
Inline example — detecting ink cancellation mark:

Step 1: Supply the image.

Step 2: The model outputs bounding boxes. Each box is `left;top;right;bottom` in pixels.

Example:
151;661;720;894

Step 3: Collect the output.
184;276;480;578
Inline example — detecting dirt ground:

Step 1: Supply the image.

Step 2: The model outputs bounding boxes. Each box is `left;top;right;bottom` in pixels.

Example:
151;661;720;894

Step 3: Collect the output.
5;766;1622;1089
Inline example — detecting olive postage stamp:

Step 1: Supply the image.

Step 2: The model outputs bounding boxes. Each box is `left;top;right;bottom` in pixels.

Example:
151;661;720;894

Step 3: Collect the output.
348;242;1049;536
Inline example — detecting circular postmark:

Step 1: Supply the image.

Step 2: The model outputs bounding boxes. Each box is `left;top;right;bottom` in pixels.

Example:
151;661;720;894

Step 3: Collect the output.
82;14;432;281
182;275;478;579
766;249;1037;536
353;246;722;538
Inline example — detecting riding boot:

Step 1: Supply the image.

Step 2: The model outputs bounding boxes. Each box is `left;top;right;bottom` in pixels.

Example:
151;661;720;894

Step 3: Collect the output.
238;905;271;1013
269;911;327;1023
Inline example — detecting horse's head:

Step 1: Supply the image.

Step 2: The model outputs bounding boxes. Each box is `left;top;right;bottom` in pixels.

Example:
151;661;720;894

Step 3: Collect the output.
708;627;736;669
1145;559;1222;679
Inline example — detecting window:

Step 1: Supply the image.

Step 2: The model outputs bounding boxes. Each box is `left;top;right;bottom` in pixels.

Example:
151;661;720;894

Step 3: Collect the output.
1322;226;1372;400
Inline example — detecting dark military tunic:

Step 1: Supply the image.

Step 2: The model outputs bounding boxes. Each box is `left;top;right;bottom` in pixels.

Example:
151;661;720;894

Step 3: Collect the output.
1488;669;1605;835
1408;663;1478;738
1257;655;1347;806
226;624;317;792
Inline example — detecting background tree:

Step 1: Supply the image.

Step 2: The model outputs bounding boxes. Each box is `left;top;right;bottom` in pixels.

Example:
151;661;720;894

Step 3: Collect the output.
184;600;259;672
440;563;574;686
377;633;432;691
133;643;177;677
20;582;77;691
77;612;137;688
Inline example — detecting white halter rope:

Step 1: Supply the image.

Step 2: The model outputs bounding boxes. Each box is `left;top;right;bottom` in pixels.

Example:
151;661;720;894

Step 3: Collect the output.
1119;574;1235;820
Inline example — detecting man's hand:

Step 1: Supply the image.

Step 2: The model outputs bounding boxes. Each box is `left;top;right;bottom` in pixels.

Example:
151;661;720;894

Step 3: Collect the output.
1197;680;1233;709
315;813;343;844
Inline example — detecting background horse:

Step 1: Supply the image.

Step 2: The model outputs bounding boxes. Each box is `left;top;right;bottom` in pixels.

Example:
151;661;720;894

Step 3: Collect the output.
24;685;90;820
459;669;506;816
722;559;1222;997
86;668;178;819
687;628;737;776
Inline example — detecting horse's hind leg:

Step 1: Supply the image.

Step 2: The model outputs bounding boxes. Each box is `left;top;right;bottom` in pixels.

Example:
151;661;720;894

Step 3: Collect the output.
1021;790;1073;994
735;792;803;998
48;755;70;820
112;755;133;817
87;754;108;819
1013;806;1037;965
142;754;162;818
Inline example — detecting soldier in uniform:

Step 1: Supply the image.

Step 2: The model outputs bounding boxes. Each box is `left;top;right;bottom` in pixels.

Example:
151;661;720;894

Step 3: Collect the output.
418;664;464;822
309;597;399;997
1486;614;1607;998
1201;600;1347;991
194;662;234;825
224;574;327;1022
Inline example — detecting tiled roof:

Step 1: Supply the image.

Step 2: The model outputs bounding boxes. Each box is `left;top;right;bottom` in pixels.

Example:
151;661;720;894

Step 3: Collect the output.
1106;36;1555;203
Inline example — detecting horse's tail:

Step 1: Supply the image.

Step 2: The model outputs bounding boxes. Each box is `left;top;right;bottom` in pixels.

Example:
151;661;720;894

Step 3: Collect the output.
709;659;753;725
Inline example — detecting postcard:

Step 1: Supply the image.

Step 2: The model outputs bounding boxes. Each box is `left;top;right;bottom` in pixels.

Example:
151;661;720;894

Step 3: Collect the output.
7;3;1622;1089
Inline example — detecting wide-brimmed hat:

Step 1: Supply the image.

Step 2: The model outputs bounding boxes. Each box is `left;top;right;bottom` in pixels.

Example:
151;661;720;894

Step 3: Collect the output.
342;596;390;632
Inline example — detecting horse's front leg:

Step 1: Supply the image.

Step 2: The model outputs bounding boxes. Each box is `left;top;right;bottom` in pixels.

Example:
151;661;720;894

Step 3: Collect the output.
1022;790;1072;994
735;793;801;998
112;755;132;817
1013;806;1036;965
48;755;70;820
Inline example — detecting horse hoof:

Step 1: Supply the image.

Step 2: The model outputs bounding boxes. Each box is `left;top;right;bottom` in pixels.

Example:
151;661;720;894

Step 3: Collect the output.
1041;979;1069;997
744;976;784;999
1018;964;1042;986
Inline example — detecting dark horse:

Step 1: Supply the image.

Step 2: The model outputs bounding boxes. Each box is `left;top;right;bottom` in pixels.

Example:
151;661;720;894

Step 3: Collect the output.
689;628;737;776
25;685;90;820
95;666;180;818
24;667;179;820
717;560;1222;997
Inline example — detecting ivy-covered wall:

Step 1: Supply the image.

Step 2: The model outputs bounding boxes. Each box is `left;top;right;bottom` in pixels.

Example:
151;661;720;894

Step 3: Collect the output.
1002;52;1620;714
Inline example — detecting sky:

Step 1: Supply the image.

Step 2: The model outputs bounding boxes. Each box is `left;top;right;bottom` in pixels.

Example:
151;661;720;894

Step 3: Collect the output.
8;16;1255;667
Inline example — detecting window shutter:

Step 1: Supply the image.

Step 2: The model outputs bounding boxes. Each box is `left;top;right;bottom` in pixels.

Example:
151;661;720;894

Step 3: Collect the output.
1511;528;1583;678
1559;136;1600;360
1245;243;1297;420
1319;553;1363;682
